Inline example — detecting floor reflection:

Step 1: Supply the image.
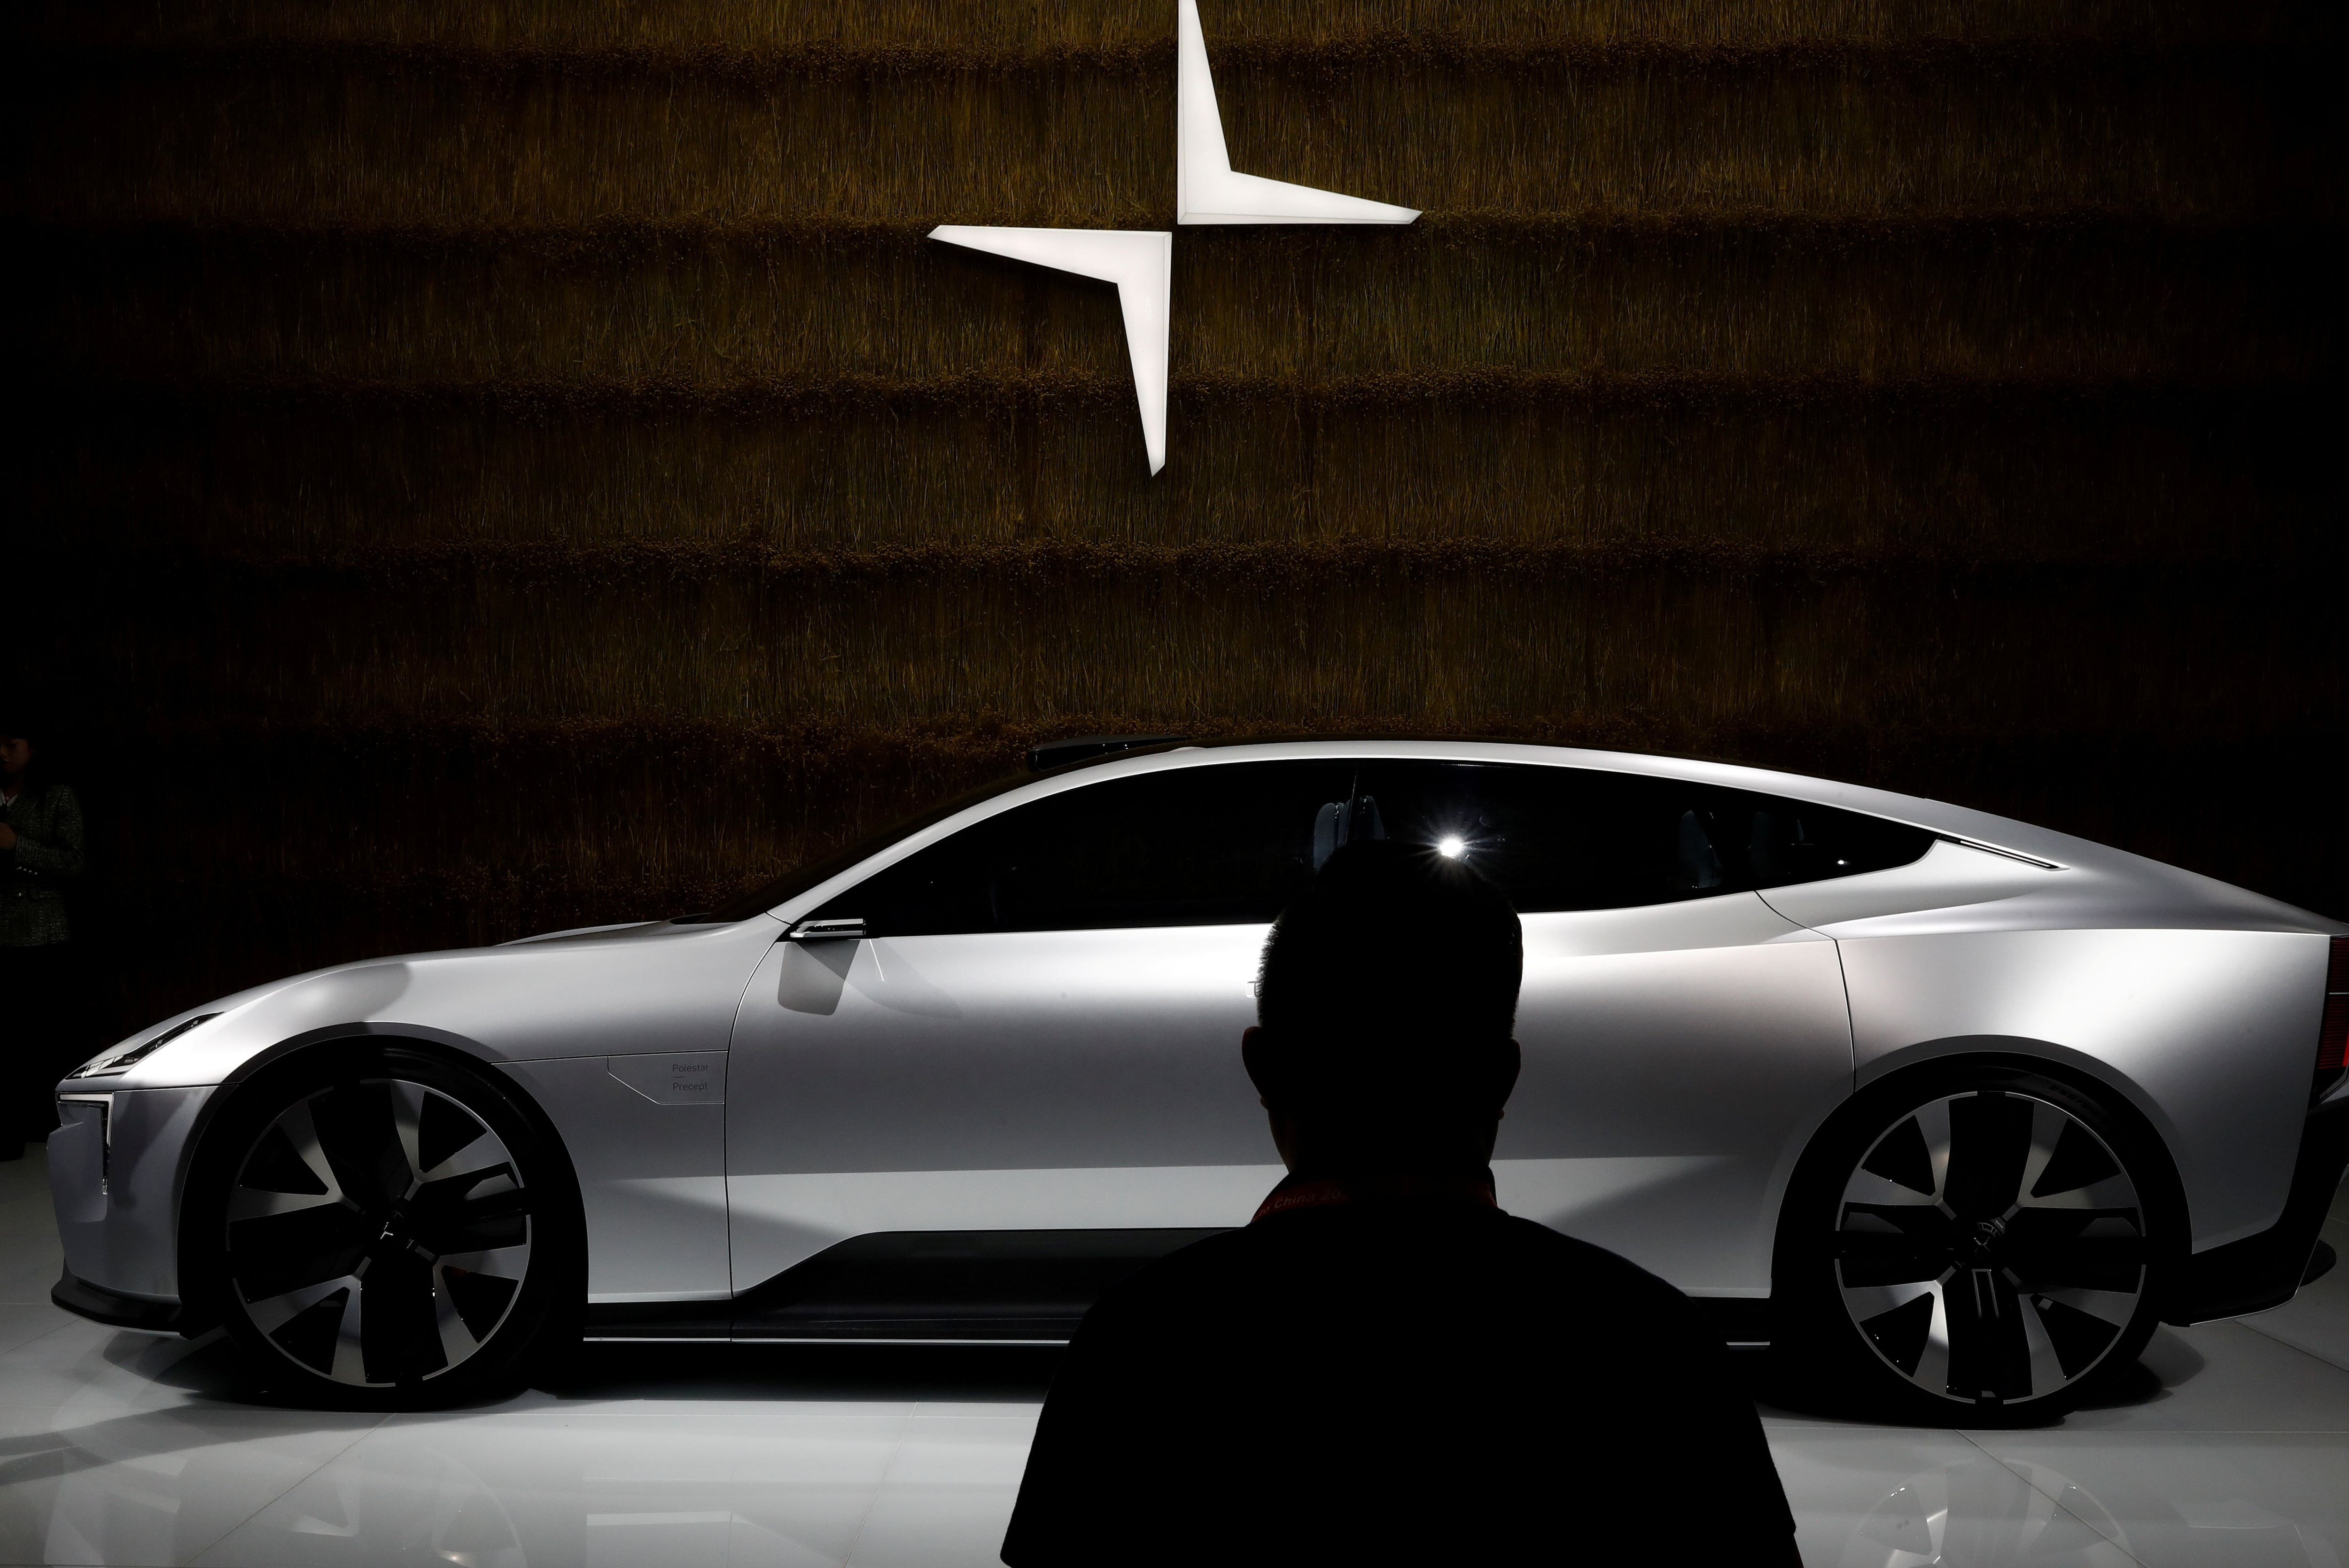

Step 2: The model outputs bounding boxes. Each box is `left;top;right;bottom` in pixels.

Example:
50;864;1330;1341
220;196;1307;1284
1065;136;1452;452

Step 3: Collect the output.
2;1148;2344;1568
1832;1451;2348;1568
5;1328;2345;1568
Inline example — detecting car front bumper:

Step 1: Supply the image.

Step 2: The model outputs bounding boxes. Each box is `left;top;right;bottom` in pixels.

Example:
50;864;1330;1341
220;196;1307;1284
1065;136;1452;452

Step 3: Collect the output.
51;1264;182;1332
47;1084;215;1323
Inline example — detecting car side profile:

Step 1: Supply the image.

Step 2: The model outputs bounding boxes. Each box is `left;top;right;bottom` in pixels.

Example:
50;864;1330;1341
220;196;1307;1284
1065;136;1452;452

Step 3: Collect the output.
46;740;2349;1420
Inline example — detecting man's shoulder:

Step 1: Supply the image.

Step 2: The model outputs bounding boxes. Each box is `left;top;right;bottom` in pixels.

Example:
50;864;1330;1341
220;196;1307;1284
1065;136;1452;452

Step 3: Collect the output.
1090;1224;1262;1308
1091;1206;1694;1322
1490;1212;1687;1291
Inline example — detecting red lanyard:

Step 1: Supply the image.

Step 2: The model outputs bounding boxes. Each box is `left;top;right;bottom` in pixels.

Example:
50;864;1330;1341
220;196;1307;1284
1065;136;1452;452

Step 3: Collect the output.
1251;1173;1498;1223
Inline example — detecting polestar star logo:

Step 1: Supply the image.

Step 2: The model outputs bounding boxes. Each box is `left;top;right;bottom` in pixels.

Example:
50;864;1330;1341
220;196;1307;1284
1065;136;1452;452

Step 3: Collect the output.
931;0;1419;474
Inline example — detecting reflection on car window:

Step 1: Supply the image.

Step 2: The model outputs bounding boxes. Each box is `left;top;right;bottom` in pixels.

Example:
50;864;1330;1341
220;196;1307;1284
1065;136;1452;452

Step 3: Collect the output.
823;762;1361;936
1742;801;1932;890
1352;763;1936;913
821;758;1938;934
1348;763;1735;911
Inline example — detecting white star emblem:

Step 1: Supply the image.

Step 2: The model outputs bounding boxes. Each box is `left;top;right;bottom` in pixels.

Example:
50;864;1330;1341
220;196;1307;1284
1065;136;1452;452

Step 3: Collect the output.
931;0;1419;474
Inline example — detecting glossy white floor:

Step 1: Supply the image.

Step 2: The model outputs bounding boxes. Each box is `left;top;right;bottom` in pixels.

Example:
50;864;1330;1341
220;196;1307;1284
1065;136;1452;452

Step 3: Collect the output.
0;1151;2343;1568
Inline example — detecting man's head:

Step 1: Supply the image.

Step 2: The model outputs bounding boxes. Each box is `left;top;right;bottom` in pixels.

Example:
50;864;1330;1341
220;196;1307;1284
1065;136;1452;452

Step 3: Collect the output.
1243;838;1524;1180
0;724;30;790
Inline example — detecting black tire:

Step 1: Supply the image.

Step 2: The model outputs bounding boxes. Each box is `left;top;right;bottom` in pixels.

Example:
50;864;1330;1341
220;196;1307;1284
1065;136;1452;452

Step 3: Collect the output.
1776;1064;2180;1426
189;1044;582;1409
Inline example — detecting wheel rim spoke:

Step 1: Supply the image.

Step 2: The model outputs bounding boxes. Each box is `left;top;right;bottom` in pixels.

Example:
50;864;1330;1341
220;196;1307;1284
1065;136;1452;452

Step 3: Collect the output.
245;1273;363;1336
2014;1289;2068;1399
1838;1090;2145;1406
228;1100;354;1221
327;1276;369;1385
437;1245;531;1279
1913;1099;1953;1202
2038;1286;2139;1327
228;1076;531;1387
276;1099;346;1199
227;1187;344;1221
1840;1277;1954;1388
2012;1100;2069;1210
388;1082;429;1193
434;1270;483;1368
1914;1282;1952;1392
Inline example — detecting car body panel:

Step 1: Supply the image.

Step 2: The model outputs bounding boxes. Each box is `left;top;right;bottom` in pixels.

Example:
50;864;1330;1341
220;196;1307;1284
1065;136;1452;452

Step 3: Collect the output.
1838;926;2330;1248
57;919;775;1305
728;923;1274;1288
502;1056;732;1303
124;918;777;1091
1500;894;1851;1295
49;740;2348;1326
729;890;1852;1298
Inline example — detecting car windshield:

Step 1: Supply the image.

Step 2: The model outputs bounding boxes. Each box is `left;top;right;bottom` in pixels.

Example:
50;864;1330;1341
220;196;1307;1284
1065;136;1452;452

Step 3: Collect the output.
674;768;1043;924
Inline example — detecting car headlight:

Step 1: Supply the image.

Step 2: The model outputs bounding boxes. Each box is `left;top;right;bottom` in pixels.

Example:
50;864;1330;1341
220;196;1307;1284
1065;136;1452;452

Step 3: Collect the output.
73;1014;219;1079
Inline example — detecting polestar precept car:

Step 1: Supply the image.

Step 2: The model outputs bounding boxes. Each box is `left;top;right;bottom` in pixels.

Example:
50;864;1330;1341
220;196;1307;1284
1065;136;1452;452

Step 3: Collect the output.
48;741;2349;1418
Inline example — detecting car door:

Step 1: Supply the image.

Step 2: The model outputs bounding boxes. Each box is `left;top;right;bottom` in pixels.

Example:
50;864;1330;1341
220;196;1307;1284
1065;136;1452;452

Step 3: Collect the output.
724;758;1361;1294
1346;761;1900;1296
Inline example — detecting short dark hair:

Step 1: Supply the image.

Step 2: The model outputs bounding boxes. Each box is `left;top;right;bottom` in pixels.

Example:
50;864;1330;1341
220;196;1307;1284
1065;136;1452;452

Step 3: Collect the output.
1254;838;1523;1127
0;699;46;745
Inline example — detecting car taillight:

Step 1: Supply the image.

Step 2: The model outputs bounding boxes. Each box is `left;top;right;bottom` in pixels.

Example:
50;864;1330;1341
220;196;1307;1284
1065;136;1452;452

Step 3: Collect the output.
2318;937;2349;1098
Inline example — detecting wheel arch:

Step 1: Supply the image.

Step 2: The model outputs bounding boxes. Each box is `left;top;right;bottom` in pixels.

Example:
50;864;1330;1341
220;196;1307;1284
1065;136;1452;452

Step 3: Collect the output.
1772;1042;2193;1301
171;1025;584;1336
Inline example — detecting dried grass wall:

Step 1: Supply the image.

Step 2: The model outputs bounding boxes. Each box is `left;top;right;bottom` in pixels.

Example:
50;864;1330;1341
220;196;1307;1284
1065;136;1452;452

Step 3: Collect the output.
10;0;2345;1038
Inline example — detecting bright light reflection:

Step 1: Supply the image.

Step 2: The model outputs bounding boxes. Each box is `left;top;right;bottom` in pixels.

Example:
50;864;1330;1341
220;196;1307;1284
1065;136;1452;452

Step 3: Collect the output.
1437;836;1467;859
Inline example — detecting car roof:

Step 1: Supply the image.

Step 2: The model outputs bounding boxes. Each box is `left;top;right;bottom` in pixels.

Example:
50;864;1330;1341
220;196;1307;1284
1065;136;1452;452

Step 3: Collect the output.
1088;738;2083;856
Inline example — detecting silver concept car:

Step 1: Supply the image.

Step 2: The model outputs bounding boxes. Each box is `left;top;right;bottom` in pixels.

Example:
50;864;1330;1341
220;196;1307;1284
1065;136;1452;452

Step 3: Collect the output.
48;740;2349;1419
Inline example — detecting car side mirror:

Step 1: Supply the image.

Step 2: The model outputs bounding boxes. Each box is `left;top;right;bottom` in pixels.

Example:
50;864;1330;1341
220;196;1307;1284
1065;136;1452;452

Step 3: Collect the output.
786;917;866;942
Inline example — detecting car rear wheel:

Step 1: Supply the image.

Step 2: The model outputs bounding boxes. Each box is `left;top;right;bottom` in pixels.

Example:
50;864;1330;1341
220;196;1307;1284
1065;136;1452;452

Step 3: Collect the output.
1780;1067;2175;1424
198;1046;579;1408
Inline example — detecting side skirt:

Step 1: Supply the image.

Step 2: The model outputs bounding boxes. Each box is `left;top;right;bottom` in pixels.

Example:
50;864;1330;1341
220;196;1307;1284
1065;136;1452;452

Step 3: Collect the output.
585;1228;1225;1345
584;1229;1781;1348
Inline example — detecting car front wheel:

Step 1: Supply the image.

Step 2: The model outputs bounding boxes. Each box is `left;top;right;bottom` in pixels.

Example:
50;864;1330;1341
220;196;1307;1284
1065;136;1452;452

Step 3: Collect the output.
1780;1067;2176;1424
195;1045;579;1407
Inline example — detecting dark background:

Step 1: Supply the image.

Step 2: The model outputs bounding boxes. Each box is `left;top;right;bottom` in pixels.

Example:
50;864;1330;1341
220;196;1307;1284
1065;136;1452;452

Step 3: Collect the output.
8;0;2344;1048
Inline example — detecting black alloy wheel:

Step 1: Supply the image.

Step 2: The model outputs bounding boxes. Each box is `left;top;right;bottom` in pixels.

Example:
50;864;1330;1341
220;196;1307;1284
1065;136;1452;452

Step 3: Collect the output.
1781;1068;2173;1423
200;1046;579;1407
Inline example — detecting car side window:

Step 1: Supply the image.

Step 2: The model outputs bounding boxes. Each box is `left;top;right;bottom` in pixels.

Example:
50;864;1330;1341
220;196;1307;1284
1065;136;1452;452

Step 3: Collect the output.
1737;793;1936;890
822;758;1938;932
1353;763;1740;911
1353;763;1934;912
819;761;1360;936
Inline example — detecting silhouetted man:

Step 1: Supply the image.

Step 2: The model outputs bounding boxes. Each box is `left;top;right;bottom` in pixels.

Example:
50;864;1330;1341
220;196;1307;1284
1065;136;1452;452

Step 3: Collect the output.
1003;838;1801;1567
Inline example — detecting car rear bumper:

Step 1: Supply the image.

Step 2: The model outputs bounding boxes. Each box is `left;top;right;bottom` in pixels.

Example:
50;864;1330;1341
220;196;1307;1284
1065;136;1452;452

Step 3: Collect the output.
2166;1094;2349;1325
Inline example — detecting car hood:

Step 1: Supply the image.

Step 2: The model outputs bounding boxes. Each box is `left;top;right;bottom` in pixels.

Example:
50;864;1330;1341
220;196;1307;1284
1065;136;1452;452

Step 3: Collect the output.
74;915;782;1093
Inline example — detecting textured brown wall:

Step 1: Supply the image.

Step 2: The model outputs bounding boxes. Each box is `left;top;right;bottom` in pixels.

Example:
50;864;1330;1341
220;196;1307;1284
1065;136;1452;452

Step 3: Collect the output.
10;0;2345;1040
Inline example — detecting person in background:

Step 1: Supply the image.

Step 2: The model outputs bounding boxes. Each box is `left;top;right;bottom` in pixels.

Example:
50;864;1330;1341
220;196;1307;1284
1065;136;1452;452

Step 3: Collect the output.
0;721;86;1161
1002;838;1802;1567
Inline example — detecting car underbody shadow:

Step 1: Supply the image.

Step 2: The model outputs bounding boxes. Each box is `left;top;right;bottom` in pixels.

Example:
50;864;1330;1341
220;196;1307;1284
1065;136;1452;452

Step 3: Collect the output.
537;1340;1068;1405
93;1322;1068;1412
